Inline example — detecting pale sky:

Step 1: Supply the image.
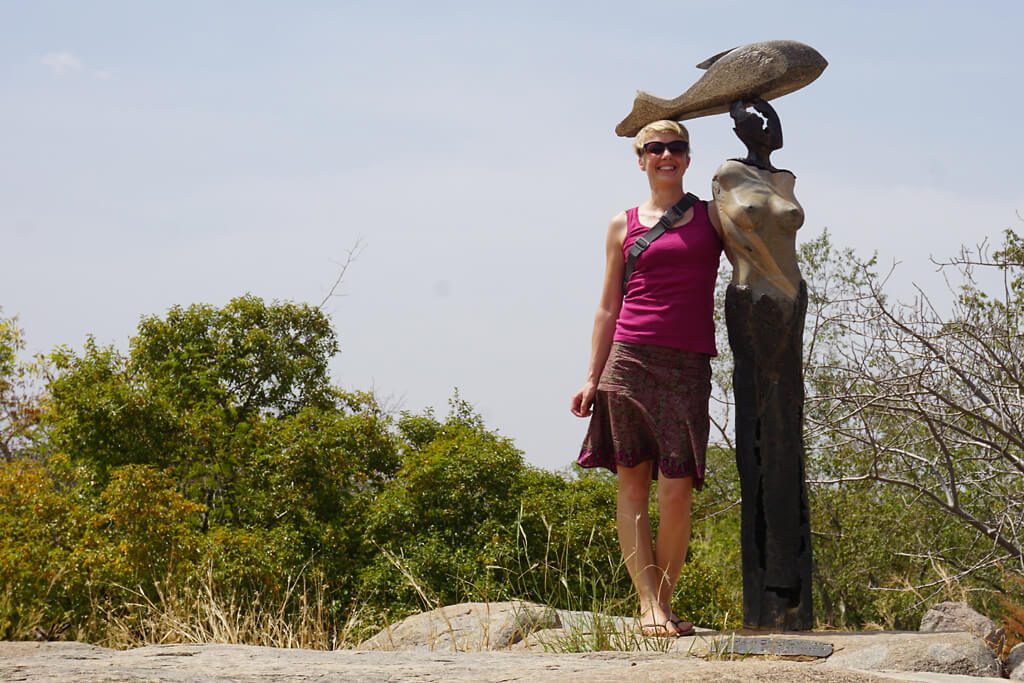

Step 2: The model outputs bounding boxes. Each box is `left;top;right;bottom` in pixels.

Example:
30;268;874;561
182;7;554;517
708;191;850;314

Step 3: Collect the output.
2;1;1022;471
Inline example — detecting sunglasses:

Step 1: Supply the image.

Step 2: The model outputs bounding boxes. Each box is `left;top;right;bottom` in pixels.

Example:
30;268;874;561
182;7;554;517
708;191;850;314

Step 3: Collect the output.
643;140;689;156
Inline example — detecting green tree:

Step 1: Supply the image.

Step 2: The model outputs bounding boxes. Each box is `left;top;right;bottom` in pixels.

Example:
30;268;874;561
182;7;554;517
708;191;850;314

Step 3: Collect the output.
0;310;42;461
41;295;401;606
360;398;528;614
226;392;400;597
46;295;347;518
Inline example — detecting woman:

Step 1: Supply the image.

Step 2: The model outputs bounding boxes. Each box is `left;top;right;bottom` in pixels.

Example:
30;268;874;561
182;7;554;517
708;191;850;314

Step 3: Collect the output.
570;120;723;637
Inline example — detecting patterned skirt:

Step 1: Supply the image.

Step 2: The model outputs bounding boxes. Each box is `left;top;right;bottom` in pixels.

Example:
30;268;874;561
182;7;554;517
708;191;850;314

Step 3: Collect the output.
577;341;712;488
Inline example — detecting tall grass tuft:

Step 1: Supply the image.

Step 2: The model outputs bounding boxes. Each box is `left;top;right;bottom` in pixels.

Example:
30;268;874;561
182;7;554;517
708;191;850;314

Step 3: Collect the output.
494;509;630;608
373;512;679;653
85;564;367;650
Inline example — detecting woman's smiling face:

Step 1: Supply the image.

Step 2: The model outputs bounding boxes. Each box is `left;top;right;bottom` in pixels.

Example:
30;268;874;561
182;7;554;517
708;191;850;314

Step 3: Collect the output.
638;131;690;182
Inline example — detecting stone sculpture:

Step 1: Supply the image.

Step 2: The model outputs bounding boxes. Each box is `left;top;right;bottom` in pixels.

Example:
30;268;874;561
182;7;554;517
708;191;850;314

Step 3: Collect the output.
615;40;827;137
714;96;812;630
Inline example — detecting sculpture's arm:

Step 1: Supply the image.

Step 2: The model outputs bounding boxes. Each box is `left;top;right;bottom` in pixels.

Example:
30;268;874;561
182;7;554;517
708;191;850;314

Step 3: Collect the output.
750;97;783;150
729;99;747;124
707;194;724;238
729;98;784;154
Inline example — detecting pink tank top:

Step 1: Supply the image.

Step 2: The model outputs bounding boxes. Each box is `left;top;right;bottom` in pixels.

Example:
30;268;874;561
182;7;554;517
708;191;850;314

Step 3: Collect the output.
613;201;723;355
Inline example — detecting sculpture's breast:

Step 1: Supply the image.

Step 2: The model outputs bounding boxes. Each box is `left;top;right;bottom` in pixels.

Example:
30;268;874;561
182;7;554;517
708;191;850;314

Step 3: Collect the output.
765;185;804;233
714;162;803;234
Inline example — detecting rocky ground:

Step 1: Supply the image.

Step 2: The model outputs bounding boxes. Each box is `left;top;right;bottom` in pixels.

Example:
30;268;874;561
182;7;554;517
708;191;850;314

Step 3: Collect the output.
2;601;1020;682
0;640;1012;682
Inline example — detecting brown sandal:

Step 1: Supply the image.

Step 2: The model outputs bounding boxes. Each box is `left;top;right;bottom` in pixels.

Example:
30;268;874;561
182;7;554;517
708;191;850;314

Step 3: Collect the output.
670;617;695;636
640;619;684;638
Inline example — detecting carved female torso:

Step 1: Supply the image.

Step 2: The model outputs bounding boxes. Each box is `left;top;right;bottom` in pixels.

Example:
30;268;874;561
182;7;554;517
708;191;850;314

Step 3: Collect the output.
712;159;803;304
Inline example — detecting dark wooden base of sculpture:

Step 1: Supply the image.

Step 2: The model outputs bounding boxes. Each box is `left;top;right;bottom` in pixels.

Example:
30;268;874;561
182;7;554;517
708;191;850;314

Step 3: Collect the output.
725;281;813;630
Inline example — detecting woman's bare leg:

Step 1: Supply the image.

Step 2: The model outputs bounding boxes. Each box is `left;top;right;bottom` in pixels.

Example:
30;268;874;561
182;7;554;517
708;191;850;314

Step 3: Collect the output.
654;474;694;627
617;461;675;632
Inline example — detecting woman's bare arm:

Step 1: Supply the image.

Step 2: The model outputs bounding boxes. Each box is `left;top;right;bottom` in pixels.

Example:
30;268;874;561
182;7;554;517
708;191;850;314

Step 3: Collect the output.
571;213;626;417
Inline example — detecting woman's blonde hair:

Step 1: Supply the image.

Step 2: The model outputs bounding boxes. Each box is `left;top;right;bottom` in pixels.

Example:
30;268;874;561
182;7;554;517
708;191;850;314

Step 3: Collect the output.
634;120;690;157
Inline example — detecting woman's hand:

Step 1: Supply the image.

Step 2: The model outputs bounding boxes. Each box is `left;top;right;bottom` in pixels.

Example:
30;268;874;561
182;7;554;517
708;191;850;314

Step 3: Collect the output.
571;381;598;417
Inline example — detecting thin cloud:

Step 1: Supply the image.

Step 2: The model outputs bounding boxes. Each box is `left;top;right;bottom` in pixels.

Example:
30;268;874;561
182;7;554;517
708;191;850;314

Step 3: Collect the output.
41;52;83;76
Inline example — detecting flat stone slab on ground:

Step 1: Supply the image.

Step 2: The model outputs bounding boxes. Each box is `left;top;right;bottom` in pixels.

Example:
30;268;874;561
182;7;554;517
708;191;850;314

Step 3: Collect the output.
709;635;834;658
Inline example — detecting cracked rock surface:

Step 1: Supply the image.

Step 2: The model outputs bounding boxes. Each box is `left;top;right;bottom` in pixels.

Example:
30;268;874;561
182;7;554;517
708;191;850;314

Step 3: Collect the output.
0;602;1009;682
0;637;1009;683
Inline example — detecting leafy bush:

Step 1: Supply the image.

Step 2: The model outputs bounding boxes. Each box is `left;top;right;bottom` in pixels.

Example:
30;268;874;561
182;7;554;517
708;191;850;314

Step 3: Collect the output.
0;455;91;638
0;456;204;640
360;399;528;615
79;464;204;590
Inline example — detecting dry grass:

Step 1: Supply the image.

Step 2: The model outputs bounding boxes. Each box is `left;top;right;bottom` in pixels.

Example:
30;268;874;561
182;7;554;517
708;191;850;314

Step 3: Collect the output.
88;566;367;650
73;513;733;654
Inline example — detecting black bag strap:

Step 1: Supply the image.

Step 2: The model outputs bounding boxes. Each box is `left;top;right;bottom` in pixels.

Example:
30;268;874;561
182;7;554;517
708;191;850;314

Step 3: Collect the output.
622;192;700;291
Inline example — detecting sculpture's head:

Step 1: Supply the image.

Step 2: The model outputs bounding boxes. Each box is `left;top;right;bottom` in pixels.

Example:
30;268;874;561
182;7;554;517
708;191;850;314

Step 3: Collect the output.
633;120;690;158
732;112;770;149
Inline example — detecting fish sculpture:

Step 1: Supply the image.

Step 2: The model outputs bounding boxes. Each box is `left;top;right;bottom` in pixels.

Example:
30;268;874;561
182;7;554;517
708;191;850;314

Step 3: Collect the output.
615;40;827;137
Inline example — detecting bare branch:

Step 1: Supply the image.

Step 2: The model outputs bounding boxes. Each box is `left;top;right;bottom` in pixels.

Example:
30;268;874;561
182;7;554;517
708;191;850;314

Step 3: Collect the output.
318;239;366;309
801;228;1024;578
